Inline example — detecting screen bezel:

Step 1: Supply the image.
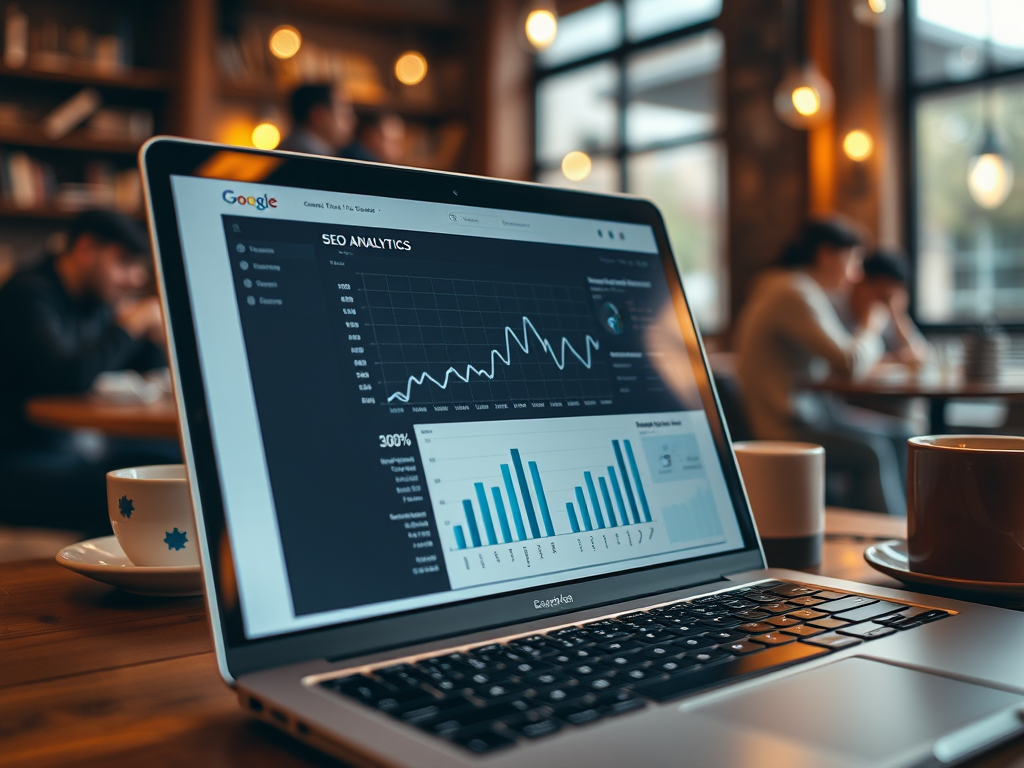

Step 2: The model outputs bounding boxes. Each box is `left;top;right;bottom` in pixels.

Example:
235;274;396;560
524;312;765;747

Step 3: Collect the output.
141;138;764;679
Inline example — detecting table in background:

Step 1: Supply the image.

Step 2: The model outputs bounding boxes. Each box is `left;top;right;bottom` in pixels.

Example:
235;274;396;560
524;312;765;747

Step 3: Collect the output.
25;394;179;442
3;510;1022;768
810;373;1024;433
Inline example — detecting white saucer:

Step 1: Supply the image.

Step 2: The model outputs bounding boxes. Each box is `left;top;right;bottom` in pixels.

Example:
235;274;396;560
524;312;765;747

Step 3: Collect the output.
56;535;203;597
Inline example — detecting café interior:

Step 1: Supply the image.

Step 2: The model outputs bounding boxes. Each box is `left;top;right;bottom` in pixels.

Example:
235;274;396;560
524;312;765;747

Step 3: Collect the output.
2;1;1024;766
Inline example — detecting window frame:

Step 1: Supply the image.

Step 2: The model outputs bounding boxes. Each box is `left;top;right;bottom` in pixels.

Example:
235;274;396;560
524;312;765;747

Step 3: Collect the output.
904;0;1024;330
532;4;724;190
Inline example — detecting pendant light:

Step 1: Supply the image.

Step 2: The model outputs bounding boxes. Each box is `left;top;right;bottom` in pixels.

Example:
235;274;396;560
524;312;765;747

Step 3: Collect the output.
524;3;558;51
967;1;1014;209
774;0;834;129
851;0;902;28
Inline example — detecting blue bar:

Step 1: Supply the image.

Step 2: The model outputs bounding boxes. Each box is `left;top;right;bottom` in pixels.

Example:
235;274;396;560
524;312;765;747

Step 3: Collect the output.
574;486;593;531
598;476;617;528
624;440;652;522
475;483;498;546
501;464;528;541
528;461;556;537
453;525;467;550
608;466;630;526
613;440;642;524
565;502;581;533
511;449;542;538
584;472;605;529
491;487;513;543
462;499;482;548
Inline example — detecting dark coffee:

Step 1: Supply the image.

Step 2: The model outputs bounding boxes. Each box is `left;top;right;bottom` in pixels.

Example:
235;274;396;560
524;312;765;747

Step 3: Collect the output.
907;436;1024;583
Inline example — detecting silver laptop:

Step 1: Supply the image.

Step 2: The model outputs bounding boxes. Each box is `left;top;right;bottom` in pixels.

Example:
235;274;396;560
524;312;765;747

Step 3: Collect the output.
141;138;1024;768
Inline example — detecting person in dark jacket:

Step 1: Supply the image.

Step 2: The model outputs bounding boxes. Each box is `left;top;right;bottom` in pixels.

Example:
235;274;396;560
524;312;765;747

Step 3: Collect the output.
0;210;175;535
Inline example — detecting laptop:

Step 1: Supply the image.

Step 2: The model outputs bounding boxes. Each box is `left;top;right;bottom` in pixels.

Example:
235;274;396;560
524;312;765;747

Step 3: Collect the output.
140;138;1024;768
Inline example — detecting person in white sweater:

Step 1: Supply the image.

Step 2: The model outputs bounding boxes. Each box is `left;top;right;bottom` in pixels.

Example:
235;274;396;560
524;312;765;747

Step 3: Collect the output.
735;219;909;515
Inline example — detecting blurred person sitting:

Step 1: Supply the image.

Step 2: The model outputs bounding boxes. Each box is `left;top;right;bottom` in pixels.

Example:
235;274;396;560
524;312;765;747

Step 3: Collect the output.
0;210;175;535
842;250;930;367
279;83;358;157
356;112;407;164
735;218;911;515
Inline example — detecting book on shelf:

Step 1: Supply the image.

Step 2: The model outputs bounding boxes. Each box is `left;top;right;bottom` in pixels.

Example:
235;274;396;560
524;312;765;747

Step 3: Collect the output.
0;150;56;209
3;5;133;76
43;88;103;140
0;150;141;214
86;107;154;143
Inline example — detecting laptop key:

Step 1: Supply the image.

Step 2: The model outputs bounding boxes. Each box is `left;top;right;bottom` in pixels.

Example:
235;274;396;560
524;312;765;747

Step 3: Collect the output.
807;617;850;630
786;596;825;606
802;632;862;650
449;729;517;754
700;615;741;628
703;629;747;643
831;600;905;624
685;648;734;665
764;615;802;628
767;584;818;597
674;635;717;650
553;703;605;726
810;590;847;601
759;602;797;615
594;689;647;715
736;621;775;634
510;718;561;739
733;609;771;621
749;632;796;646
815;595;877;614
632;642;828;702
787;608;827;620
779;624;823;638
722;640;765;655
653;658;702;674
837;622;897;640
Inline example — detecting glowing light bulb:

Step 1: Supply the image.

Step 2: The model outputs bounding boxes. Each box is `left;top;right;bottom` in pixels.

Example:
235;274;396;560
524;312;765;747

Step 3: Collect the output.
252;122;281;150
394;51;428;86
561;151;592;181
968;152;1014;209
791;86;821;117
853;0;901;26
269;25;301;59
525;9;558;50
843;129;873;161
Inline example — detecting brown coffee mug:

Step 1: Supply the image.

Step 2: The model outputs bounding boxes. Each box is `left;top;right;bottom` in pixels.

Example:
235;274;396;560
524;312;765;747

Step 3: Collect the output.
907;435;1024;583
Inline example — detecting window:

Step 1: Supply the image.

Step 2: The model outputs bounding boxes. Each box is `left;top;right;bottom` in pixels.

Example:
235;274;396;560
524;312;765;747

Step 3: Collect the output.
909;0;1024;324
534;1;726;331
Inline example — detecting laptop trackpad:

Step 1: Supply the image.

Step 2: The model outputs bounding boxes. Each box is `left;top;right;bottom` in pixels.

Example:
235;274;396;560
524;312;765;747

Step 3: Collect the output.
692;657;1024;763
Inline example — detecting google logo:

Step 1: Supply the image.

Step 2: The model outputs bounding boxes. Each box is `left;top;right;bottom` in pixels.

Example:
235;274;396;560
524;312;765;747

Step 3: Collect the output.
222;190;278;211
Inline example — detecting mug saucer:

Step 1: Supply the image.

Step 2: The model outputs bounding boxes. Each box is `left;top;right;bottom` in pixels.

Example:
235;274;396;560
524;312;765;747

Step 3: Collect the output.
864;539;1024;599
56;535;202;597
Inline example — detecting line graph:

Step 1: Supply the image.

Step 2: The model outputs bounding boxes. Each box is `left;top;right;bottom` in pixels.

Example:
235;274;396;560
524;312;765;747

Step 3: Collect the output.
387;316;599;403
359;273;612;405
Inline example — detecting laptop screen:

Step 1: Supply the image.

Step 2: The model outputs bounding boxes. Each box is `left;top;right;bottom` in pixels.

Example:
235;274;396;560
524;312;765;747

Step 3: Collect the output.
169;174;746;640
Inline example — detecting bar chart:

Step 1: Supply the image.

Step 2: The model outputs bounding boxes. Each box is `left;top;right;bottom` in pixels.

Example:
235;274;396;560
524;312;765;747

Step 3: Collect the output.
414;412;741;591
451;439;654;551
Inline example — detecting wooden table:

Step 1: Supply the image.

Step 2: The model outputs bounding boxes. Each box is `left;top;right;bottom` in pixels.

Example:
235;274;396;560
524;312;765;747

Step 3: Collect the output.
810;372;1024;433
3;510;1022;768
25;394;179;441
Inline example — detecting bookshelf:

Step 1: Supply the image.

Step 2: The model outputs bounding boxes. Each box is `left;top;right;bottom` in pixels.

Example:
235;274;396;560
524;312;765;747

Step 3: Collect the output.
0;0;506;274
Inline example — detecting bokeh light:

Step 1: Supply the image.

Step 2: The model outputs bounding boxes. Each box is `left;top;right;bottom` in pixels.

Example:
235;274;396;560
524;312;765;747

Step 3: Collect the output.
394;51;428;86
269;25;302;59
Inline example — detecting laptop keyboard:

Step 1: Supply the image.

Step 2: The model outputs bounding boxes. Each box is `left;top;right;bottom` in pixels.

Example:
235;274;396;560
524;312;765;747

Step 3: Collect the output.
317;580;950;754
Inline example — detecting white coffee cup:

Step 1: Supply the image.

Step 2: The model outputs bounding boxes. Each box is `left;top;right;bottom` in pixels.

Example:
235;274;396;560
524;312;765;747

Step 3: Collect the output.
733;441;825;568
107;464;198;567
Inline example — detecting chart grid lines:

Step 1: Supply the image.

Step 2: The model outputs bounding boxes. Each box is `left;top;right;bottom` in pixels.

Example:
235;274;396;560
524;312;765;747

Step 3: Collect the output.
359;274;612;405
